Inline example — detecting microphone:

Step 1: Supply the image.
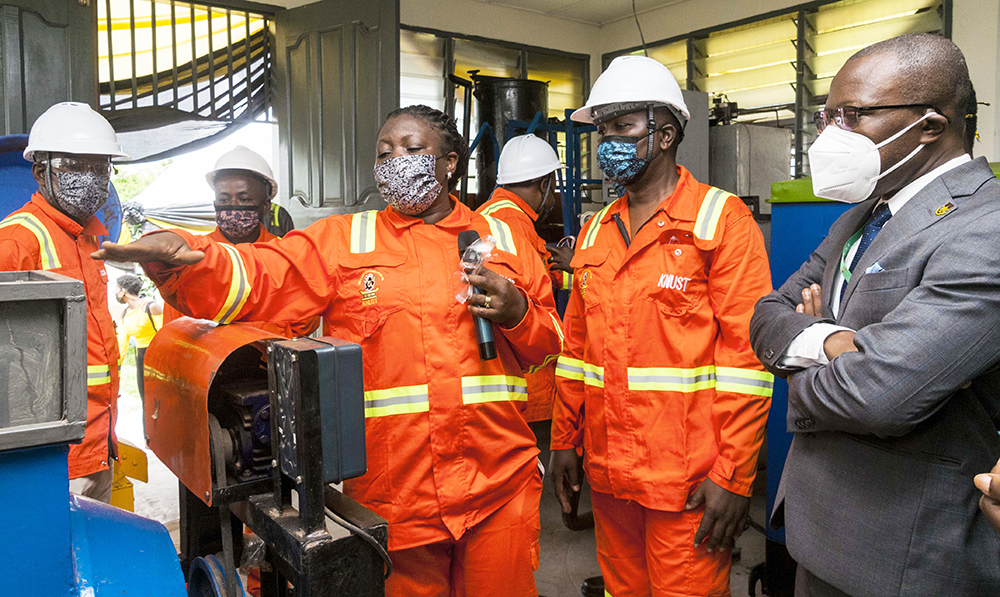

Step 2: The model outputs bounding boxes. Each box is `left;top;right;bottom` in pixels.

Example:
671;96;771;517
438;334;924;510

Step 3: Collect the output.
458;230;498;361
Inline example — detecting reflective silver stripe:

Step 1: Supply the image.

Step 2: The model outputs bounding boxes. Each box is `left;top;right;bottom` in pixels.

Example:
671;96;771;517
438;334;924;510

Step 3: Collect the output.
364;384;430;417
627;366;716;392
555;357;604;388
461;375;528;404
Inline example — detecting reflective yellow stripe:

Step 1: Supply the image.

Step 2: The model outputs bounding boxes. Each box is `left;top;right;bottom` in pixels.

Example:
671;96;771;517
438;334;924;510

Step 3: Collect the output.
628;365;774;396
87;364;111;386
212;244;251;324
628;366;716;392
482;214;517;255
0;213;61;270
561;271;572;290
461;375;528;404
579;201;616;250
527;352;559;374
554;356;604;388
364;384;429;418
693;187;731;241
350;210;378;254
480;200;522;217
716;366;774;397
271;203;280;226
527;309;563;374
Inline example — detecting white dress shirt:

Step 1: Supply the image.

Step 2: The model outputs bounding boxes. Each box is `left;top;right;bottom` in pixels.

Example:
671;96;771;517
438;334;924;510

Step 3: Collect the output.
780;154;972;368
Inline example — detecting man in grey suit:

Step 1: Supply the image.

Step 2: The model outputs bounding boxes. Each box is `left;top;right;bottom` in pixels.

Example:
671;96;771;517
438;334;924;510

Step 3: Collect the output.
750;34;1000;597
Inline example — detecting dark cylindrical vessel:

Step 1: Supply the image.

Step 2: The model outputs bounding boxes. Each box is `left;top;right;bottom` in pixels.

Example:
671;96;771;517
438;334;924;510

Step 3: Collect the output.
471;74;548;206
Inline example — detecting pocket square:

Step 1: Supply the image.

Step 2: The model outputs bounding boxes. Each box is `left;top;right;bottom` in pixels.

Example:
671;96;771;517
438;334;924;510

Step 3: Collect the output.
865;262;884;274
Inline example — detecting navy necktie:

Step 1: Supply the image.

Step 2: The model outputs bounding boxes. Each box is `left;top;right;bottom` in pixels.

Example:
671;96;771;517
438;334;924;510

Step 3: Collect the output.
841;202;892;302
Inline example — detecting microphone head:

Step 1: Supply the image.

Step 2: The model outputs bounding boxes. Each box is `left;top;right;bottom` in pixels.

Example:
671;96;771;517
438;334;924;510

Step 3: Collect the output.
458;230;481;256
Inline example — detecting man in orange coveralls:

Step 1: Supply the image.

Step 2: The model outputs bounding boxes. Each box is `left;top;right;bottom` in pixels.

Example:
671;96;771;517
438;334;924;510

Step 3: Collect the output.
95;104;563;597
477;134;567;422
0;102;128;502
549;56;774;597
160;145;318;339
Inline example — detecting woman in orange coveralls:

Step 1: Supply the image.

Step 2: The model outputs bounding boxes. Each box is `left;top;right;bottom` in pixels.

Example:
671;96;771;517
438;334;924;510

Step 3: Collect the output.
94;105;563;597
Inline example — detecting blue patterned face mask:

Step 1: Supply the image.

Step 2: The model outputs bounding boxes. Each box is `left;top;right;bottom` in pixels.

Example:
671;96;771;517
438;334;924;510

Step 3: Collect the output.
597;135;654;187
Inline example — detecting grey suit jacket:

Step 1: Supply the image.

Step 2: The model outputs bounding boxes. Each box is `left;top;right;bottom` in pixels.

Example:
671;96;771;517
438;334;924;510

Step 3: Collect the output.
750;158;1000;597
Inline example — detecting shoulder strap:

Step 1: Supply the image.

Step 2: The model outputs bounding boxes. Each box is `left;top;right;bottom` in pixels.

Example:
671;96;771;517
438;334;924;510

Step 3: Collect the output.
145;301;159;332
693;187;735;241
0;212;62;270
479;199;523;218
578;201;617;250
349;210;379;254
480;214;517;255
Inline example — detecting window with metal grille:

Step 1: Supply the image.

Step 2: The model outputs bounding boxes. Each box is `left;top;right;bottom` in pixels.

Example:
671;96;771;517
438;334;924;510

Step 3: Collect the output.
99;0;271;118
97;0;274;161
605;0;948;176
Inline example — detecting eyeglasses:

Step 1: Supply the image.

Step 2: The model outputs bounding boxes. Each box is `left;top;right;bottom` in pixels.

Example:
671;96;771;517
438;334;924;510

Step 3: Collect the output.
45;156;116;176
812;104;948;133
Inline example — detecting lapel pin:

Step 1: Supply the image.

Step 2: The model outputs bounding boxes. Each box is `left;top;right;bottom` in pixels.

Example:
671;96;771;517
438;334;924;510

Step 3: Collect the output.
934;202;955;216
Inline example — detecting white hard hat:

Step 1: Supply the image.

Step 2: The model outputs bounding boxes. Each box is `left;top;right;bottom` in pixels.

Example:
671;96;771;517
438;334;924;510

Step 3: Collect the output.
24;102;128;161
497;135;565;185
571;56;690;126
206;145;278;199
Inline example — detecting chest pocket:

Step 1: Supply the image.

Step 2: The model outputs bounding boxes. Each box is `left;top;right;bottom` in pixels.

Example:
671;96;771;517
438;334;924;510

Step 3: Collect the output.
644;228;707;316
571;245;610;311
337;250;407;337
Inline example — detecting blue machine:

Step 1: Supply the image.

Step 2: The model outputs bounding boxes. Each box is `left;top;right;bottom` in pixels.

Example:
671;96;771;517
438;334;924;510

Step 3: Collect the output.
747;179;851;596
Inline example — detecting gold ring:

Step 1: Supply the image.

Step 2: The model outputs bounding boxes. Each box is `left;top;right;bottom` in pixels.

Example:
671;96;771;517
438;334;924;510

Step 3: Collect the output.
484;295;492;309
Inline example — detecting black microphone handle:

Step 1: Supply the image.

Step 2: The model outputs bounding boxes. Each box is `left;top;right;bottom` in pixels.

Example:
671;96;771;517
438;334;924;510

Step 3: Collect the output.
471;286;497;361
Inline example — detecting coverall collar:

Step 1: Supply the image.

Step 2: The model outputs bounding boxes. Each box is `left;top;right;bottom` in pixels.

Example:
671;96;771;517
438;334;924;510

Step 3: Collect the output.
489;187;540;222
30;192;109;237
602;165;702;226
383;194;475;230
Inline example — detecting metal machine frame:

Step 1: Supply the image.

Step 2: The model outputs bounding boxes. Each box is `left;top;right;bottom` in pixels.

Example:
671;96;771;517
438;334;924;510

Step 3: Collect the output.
0;271;86;451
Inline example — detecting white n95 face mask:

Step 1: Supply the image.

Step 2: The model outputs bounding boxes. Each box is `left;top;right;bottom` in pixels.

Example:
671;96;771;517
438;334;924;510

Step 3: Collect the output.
808;112;933;203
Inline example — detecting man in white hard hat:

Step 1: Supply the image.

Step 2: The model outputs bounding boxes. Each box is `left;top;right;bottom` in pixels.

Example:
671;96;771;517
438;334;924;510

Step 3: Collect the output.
162;145;318;339
206;145;282;245
477;133;566;423
0;102;127;502
549;56;773;596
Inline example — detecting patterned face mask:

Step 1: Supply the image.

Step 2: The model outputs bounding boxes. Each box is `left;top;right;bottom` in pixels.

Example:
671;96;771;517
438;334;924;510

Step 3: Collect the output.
373;154;443;215
597;135;657;187
54;171;110;221
216;205;261;240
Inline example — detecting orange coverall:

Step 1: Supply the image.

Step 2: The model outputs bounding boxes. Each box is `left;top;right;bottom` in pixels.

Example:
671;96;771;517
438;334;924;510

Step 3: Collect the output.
143;199;562;596
552;167;773;596
477;187;567;422
161;225;319;339
0;193;120;479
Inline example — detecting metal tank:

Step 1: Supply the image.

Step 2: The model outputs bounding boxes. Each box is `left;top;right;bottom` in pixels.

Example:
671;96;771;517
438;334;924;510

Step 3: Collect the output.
471;74;548;205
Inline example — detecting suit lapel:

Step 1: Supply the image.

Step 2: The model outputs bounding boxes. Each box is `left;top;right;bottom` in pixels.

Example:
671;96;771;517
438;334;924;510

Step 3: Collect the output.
822;199;877;319
840;158;996;308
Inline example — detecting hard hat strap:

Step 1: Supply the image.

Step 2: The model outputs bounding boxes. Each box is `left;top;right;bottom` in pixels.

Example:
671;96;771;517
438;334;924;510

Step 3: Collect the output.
644;105;657;163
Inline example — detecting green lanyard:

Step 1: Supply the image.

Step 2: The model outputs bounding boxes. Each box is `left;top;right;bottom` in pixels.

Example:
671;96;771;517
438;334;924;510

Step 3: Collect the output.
839;228;864;284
